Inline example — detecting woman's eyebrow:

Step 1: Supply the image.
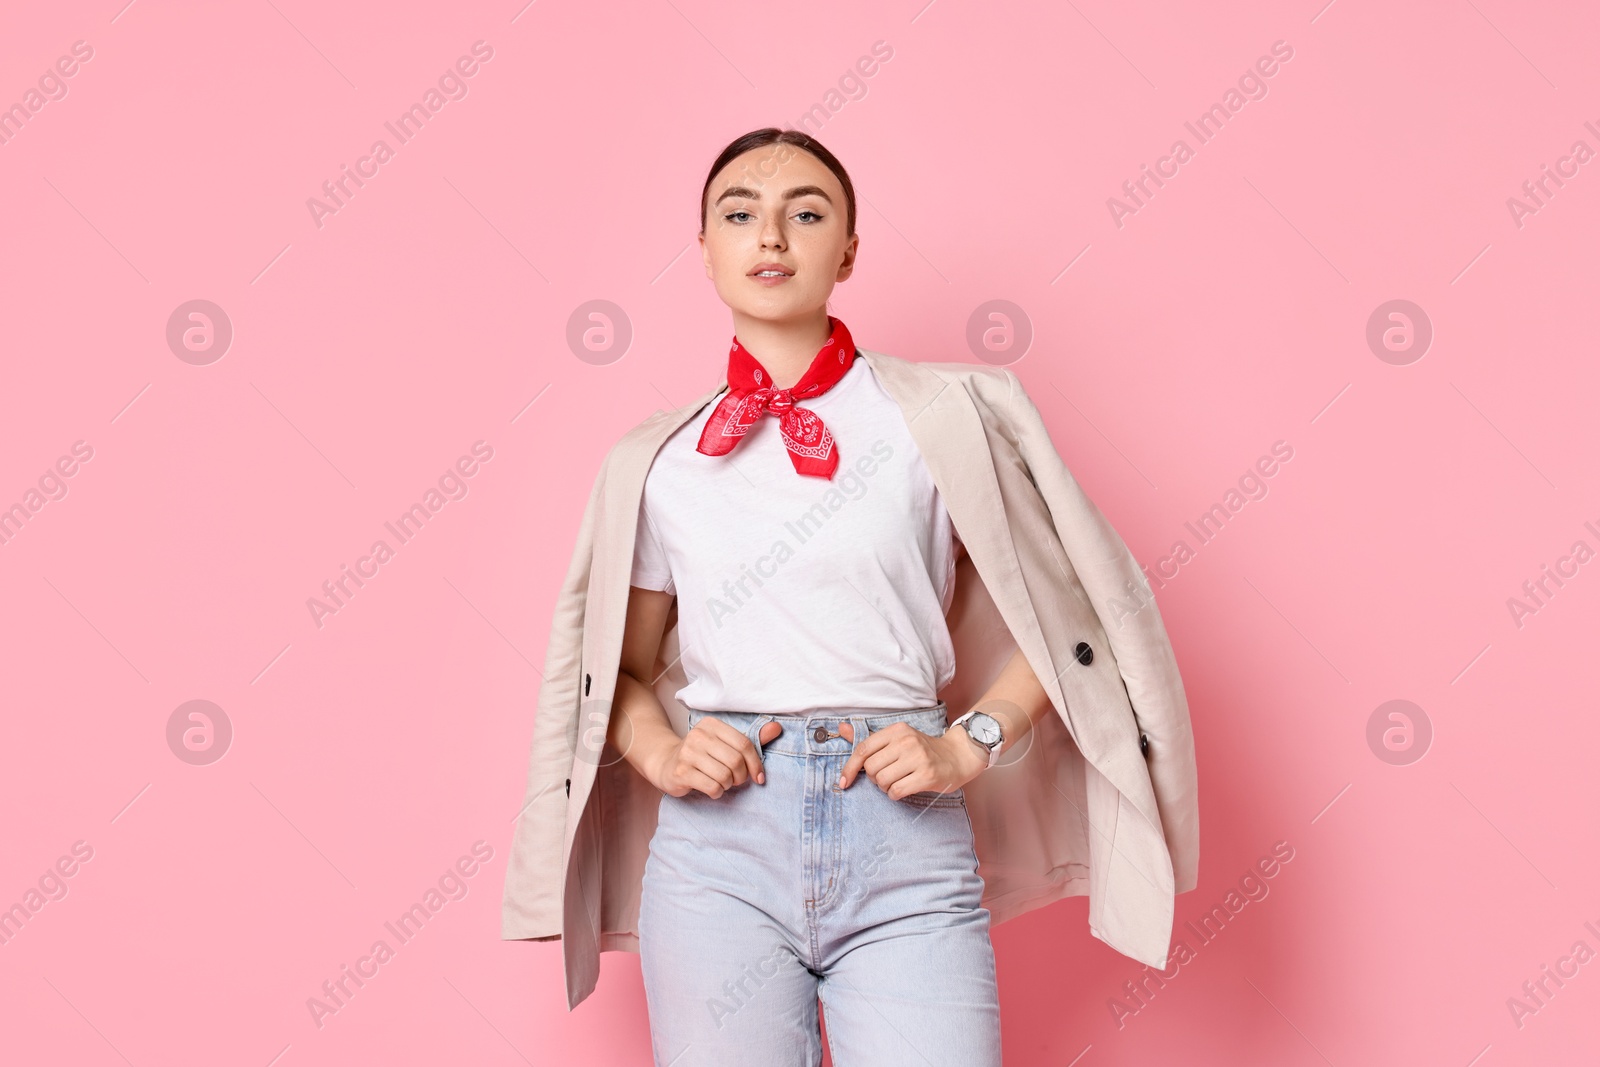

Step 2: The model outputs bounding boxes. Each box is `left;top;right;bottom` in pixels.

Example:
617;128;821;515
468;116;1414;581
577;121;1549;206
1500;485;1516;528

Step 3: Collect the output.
713;184;835;207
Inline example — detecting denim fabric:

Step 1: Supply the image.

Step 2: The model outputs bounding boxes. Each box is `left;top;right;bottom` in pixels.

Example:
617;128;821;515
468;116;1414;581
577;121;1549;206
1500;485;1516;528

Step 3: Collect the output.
638;704;1001;1066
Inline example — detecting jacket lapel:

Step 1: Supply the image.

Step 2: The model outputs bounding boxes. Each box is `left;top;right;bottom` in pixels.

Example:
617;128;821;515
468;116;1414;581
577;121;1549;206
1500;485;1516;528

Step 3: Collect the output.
857;349;1088;760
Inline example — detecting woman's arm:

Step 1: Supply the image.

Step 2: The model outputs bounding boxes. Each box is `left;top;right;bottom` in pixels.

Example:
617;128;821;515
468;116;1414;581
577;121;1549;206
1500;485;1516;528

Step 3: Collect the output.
606;585;774;798
966;644;1055;762
605;585;679;786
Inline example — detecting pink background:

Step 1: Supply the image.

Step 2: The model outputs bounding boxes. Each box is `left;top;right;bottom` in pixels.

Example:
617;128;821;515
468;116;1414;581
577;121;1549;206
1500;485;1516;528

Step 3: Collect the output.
3;0;1597;1063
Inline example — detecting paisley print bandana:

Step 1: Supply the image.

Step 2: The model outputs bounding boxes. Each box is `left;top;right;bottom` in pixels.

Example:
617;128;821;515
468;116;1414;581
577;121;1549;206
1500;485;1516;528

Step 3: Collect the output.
695;316;856;479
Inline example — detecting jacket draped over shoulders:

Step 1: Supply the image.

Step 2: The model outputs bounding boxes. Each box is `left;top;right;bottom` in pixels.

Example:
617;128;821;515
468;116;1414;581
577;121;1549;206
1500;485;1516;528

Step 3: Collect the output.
501;348;1200;1010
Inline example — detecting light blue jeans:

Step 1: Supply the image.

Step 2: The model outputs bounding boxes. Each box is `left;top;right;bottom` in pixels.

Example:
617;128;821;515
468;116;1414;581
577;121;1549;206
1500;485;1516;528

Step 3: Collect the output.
638;703;1001;1066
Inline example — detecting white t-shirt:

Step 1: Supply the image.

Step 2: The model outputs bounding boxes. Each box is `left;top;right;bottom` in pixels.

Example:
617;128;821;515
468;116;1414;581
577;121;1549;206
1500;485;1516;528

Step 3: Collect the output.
630;354;960;715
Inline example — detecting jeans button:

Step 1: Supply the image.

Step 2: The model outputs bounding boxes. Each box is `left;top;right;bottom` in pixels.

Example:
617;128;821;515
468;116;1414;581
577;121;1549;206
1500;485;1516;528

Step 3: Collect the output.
813;725;829;743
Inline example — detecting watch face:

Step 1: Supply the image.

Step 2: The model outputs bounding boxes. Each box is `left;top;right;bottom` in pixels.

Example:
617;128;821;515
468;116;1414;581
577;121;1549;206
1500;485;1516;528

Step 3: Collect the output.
967;713;1002;747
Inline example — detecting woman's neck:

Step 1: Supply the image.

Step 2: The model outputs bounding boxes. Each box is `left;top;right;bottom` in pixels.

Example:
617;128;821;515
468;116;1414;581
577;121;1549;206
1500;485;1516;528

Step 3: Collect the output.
730;311;833;389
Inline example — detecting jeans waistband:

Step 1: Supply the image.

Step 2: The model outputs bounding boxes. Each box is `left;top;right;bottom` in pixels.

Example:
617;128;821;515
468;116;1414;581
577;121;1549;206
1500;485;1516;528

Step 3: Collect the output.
685;703;950;757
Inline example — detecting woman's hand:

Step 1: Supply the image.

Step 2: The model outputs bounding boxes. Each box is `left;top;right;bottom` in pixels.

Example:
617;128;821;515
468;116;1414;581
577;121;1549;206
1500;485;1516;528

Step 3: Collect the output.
649;718;784;799
837;721;988;800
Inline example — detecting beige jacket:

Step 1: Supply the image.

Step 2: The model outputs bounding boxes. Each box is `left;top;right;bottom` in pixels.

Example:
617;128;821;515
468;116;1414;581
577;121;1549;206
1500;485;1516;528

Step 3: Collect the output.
501;348;1200;1009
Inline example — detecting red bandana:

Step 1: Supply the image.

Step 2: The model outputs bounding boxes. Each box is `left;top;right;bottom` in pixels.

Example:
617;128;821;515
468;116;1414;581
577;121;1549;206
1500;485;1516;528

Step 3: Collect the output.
696;316;856;479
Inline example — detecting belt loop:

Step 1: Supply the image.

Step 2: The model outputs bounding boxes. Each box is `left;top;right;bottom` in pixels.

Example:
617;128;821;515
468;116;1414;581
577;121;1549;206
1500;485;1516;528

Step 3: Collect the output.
749;713;775;747
850;712;868;744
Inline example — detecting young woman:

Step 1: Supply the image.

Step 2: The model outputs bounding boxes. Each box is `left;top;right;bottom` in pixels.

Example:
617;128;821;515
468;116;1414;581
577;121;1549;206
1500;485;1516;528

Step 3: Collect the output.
606;128;1058;1066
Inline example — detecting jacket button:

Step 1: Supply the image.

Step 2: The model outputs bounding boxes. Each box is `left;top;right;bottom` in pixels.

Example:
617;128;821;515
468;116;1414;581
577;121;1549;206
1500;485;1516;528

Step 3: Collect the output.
813;726;829;743
1074;642;1093;666
584;673;591;695
1140;733;1149;754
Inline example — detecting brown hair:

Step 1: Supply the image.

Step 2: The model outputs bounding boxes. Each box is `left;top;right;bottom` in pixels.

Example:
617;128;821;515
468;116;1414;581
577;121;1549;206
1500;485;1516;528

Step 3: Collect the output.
699;127;857;237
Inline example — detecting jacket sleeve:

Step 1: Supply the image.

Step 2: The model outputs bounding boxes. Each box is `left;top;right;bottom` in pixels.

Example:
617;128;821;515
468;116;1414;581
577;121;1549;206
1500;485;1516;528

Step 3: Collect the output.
501;453;608;939
1003;370;1199;894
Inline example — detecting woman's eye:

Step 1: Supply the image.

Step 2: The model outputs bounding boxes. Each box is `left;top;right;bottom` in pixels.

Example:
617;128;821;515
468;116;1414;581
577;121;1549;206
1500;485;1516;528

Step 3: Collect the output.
795;210;823;223
724;210;753;223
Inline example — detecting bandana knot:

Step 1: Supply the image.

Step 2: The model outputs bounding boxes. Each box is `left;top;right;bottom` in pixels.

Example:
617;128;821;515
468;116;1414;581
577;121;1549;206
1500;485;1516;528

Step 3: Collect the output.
695;317;856;479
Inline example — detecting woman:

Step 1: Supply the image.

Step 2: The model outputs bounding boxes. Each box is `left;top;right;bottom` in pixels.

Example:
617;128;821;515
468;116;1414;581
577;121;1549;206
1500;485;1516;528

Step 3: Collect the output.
611;128;1056;1065
499;127;1199;1065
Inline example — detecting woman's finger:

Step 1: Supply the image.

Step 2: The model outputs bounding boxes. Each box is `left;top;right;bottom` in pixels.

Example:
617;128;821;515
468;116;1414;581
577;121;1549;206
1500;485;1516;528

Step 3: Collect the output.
871;756;920;797
750;720;782;784
693;735;752;786
682;766;729;799
839;728;892;788
721;723;775;786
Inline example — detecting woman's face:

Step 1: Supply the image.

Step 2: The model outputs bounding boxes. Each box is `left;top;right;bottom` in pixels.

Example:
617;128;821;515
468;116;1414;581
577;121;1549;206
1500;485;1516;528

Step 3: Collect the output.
700;145;858;324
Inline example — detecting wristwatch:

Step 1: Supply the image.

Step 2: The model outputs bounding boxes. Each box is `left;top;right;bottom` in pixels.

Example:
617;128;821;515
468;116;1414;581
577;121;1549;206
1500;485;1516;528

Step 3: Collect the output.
949;710;1004;769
